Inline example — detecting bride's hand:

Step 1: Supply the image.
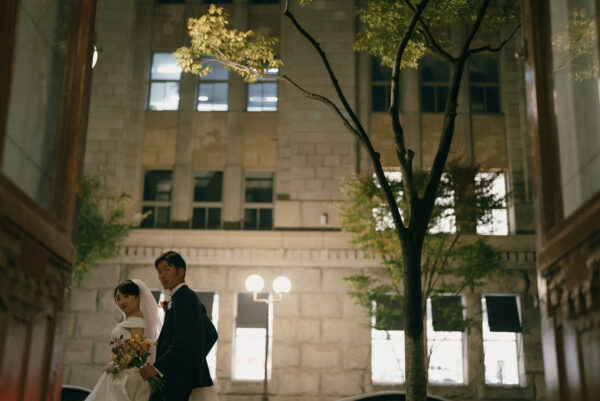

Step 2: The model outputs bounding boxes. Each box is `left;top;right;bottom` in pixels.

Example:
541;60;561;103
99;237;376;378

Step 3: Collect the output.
103;362;114;372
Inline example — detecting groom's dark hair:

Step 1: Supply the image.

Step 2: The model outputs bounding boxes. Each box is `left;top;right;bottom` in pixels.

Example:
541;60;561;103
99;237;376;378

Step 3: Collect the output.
155;250;187;275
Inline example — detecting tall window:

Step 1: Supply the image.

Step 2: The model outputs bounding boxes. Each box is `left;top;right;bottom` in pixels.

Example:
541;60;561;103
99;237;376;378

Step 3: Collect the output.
469;55;500;113
371;295;405;384
233;292;271;381
196;291;219;378
192;171;223;229
372;57;392;112
482;295;523;386
198;59;229;111
148;53;181;111
476;172;508;235
141;170;172;228
427;296;465;384
247;68;278;111
371;295;465;384
420;56;450;113
244;172;274;230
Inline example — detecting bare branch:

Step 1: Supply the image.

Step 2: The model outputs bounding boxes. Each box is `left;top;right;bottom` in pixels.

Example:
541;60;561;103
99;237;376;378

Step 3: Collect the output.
421;0;492;240
468;24;521;55
389;0;431;213
283;0;408;235
403;0;454;63
278;75;364;144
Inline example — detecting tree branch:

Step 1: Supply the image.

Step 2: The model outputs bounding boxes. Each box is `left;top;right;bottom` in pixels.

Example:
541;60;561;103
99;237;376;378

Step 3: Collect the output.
468;24;521;55
390;0;431;211
403;0;454;63
283;0;408;236
421;0;491;241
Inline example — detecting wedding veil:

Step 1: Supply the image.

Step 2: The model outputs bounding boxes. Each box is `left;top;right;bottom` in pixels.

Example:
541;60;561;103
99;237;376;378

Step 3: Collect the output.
130;278;162;342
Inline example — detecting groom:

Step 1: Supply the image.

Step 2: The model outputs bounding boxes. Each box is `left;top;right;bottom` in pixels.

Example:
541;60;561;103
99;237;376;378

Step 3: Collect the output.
140;250;218;401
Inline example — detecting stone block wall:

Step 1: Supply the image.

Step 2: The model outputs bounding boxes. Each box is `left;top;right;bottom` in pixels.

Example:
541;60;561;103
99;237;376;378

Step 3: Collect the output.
64;231;545;401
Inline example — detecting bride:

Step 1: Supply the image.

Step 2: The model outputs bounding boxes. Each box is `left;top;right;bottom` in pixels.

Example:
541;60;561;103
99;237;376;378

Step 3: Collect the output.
85;279;162;401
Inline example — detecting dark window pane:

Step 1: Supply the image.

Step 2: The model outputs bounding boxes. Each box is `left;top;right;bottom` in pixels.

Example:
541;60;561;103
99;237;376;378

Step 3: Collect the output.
207;208;221;229
374;294;404;331
372;85;390;112
470;86;485;112
436;86;449;112
431;296;464;332
236;292;268;328
143;170;172;201
196;292;215;320
141;206;155;228
421;86;435;112
420;57;450;82
258;208;273;230
192;207;207;229
194;171;223;202
371;57;392;81
485;296;521;332
201;61;229;80
156;206;170;228
469;55;499;83
486;86;501;113
245;173;273;202
244;208;258;230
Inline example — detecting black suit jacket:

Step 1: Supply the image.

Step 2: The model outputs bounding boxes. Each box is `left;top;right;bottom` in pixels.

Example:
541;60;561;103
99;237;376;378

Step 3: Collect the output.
154;285;218;391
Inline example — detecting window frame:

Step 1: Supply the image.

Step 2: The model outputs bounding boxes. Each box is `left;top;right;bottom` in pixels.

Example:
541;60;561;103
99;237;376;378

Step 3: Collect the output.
140;169;173;229
147;52;182;111
197;57;229;112
247;68;279;112
419;55;451;113
243;171;274;230
481;294;525;387
468;54;501;114
191;170;224;229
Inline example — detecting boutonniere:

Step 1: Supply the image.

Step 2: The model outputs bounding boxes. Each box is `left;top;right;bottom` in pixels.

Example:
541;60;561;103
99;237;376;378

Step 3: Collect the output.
160;300;171;311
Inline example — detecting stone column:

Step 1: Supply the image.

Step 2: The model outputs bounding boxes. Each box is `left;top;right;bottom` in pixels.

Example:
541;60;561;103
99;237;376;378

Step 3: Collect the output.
402;67;423;169
452;25;474;164
222;0;248;229
501;31;535;234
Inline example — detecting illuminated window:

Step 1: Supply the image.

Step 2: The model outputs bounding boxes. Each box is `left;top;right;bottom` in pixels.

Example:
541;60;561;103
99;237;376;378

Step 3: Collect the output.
476;172;508;235
482;295;524;386
420;56;450;113
371;295;405;384
247;68;278;111
192;171;223;229
244;172;273;230
370;295;465;384
233;292;271;381
372;57;393;112
371;171;403;231
148;53;181;111
469;55;500;113
141;170;172;228
197;58;229;111
196;291;219;378
427;296;465;384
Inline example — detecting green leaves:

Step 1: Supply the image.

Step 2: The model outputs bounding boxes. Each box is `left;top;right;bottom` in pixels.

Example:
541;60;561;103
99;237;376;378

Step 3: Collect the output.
175;5;282;83
73;176;145;281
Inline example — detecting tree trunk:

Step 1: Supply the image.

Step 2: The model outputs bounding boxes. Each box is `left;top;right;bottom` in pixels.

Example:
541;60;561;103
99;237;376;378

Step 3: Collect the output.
402;239;427;401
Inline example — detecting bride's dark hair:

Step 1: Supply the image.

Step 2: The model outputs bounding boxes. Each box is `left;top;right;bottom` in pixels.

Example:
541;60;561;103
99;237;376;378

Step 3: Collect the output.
114;280;140;299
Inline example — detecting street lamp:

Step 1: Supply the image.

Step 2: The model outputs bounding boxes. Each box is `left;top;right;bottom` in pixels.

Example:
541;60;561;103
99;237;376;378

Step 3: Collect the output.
244;274;292;401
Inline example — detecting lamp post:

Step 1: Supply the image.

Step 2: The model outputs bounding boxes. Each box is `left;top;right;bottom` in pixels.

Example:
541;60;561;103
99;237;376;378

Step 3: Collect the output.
245;274;292;401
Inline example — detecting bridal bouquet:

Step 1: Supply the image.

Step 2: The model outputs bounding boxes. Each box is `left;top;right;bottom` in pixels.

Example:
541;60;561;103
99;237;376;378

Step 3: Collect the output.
109;334;166;393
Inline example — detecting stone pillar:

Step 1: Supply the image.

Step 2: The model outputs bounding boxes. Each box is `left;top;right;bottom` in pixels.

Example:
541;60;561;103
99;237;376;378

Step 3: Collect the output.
501;30;535;234
402;67;423;169
452;25;474;164
464;290;484;389
222;0;248;229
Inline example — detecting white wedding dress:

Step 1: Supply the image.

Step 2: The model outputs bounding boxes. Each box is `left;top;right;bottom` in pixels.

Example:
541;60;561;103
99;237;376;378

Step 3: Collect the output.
85;317;152;401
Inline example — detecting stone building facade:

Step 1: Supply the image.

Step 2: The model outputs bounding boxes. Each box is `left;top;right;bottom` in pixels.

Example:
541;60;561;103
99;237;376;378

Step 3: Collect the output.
64;1;544;401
